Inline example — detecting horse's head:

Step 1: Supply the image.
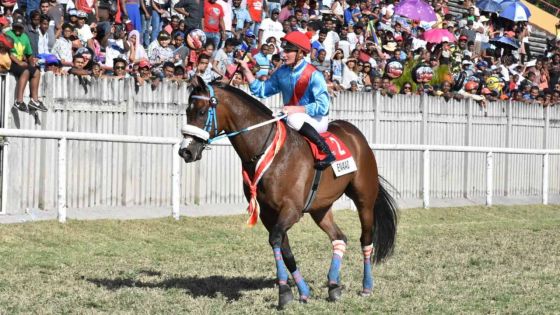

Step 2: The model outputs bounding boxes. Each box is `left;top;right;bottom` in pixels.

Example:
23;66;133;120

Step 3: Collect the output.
179;76;221;163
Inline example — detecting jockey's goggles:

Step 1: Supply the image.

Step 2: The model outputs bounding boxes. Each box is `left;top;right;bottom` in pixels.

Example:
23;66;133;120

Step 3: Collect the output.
281;41;300;52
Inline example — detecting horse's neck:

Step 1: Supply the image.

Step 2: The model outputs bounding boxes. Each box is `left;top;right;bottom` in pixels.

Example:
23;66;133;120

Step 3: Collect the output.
222;93;277;165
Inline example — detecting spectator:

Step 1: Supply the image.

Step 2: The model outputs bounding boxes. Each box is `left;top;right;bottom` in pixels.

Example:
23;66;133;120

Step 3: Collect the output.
174;0;203;30
232;0;252;36
312;49;329;72
253;43;271;79
148;31;174;71
111;57;129;78
258;8;283;46
52;23;74;68
151;0;171;44
162;60;175;79
212;37;236;77
186;53;220;83
127;30;147;65
104;23;130;70
68;53;90;76
37;14;55;55
203;0;226;49
6;16;47;112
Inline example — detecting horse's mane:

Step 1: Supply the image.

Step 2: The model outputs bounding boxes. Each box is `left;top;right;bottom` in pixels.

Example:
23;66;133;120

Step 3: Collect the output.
214;82;274;117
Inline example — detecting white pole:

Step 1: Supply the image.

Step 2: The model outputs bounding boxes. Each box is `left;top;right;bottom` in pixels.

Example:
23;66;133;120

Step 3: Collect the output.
486;152;493;207
423;149;430;209
58;138;67;223
542;153;549;205
172;142;181;220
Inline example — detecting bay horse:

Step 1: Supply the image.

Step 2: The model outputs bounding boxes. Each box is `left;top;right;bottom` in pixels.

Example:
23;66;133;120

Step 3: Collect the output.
179;76;398;309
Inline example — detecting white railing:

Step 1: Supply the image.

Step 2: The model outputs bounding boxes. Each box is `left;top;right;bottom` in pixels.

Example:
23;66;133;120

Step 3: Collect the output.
0;128;181;222
373;144;560;207
1;128;559;223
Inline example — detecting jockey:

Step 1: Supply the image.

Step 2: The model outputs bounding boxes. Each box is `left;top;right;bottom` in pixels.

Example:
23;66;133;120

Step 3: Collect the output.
237;31;336;169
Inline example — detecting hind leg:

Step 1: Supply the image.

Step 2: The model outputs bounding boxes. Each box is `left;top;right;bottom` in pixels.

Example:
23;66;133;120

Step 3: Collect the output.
310;208;348;301
346;183;378;296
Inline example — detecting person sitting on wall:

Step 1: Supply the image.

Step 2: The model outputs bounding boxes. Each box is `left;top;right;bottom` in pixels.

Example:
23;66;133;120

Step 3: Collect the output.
5;15;48;112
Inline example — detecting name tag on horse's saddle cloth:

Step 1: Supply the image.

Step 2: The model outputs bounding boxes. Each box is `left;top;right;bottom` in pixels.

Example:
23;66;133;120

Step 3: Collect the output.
306;132;358;177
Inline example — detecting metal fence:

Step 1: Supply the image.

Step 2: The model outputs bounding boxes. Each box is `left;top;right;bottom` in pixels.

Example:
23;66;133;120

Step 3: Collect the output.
1;73;559;215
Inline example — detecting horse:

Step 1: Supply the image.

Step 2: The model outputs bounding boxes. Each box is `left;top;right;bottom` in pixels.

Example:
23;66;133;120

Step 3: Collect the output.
179;76;398;309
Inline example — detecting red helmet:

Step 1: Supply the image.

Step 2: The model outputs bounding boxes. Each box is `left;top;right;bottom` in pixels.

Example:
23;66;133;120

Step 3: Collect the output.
281;31;311;53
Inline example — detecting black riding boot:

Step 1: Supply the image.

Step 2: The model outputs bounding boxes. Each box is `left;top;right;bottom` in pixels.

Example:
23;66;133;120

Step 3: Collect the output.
299;123;336;170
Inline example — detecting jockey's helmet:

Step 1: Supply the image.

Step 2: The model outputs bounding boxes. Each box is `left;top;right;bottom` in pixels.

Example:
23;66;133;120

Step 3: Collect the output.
281;31;311;54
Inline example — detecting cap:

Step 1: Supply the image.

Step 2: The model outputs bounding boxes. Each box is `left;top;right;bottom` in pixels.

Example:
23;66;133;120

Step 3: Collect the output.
459;35;468;41
462;59;473;65
271;8;280;14
11;16;25;28
68;8;78;16
138;60;151;68
245;29;255;38
76;10;88;19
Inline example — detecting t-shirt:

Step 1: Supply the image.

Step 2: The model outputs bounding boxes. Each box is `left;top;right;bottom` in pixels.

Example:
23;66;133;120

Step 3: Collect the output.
213;48;232;74
247;0;263;23
5;30;33;61
233;7;252;31
258;18;284;45
217;0;232;32
204;0;224;33
175;0;203;29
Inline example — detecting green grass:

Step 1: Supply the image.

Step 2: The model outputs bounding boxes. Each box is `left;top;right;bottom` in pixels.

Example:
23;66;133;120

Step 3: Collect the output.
1;205;559;314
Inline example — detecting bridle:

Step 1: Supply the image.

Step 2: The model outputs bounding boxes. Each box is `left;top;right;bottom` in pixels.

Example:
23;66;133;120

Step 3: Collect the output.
182;84;287;145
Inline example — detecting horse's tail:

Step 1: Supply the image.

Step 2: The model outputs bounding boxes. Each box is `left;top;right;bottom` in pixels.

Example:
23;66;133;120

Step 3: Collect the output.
372;176;398;264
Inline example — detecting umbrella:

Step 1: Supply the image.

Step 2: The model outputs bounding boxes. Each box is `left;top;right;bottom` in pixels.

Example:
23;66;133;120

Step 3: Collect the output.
422;29;457;43
499;1;531;21
490;35;520;49
475;0;502;13
394;0;437;22
499;0;530;14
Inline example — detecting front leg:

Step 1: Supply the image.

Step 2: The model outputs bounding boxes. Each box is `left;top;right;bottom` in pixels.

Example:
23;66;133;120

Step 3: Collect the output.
280;234;311;303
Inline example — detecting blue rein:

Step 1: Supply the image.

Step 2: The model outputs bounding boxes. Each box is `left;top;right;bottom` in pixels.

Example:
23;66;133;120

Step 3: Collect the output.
190;85;286;144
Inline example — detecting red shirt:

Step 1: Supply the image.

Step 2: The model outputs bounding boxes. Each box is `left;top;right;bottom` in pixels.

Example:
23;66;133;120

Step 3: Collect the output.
203;0;224;33
247;0;263;23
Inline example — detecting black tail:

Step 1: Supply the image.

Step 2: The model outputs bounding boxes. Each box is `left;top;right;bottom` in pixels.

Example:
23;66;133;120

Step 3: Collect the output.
372;178;398;264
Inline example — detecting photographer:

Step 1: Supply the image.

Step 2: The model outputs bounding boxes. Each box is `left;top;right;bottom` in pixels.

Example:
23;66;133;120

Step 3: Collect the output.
103;23;130;72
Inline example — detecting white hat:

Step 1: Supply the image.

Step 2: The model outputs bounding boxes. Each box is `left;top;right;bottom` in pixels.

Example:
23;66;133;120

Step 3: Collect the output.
383;42;398;52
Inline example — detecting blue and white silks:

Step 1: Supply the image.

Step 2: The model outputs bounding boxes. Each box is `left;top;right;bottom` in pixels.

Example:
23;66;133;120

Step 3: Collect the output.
249;60;330;118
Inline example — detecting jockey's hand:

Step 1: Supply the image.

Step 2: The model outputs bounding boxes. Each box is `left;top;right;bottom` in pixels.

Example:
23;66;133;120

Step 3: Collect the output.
282;106;306;115
235;59;249;70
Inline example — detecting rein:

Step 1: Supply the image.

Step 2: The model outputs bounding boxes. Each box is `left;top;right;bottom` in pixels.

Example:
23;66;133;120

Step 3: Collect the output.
185;85;287;144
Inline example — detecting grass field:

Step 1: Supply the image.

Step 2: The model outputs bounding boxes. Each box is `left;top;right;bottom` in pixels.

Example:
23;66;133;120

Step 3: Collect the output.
0;205;559;314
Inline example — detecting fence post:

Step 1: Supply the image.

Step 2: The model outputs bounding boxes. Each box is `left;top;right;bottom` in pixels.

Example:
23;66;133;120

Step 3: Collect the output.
504;99;512;196
373;91;380;143
543;105;549;150
423;149;430;209
463;98;473;198
542;153;549;205
58;137;67;223
122;79;136;206
486;151;493;207
172;142;181;219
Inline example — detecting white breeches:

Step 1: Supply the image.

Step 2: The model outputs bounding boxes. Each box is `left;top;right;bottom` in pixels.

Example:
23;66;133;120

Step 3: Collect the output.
286;113;329;133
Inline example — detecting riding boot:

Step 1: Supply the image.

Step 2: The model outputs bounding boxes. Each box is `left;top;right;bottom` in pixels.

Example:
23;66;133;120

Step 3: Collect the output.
298;123;336;170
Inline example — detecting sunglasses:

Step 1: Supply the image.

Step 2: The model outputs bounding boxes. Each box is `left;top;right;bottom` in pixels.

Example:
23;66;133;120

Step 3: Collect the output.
404;86;412;89
114;66;126;70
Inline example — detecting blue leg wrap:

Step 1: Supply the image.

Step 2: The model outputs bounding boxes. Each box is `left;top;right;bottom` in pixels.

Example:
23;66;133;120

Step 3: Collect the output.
327;253;343;284
363;259;374;291
291;269;310;300
273;247;289;284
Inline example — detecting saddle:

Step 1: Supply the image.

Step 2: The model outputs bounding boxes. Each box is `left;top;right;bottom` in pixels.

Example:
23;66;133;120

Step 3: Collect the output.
303;132;357;177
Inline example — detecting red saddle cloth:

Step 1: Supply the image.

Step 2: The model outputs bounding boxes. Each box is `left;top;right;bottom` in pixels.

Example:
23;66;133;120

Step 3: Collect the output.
304;132;352;161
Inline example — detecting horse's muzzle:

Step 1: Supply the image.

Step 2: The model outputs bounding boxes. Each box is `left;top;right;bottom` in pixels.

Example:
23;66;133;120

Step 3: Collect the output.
178;137;205;163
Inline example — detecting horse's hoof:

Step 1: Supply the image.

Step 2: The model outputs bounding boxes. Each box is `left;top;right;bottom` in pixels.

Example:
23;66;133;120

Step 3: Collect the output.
328;283;343;302
278;284;294;310
360;288;373;297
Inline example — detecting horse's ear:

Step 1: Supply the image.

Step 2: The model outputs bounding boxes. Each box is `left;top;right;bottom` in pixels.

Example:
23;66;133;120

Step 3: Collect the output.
189;75;207;90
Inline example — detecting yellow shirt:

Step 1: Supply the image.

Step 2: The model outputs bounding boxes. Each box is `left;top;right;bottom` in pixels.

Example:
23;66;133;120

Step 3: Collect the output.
0;52;11;73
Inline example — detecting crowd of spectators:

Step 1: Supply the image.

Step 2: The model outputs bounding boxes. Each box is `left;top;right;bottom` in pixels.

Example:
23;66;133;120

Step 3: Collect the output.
0;0;560;112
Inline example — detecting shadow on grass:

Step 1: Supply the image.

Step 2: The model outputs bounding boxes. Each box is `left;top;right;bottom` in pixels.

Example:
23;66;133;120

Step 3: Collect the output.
86;274;275;301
